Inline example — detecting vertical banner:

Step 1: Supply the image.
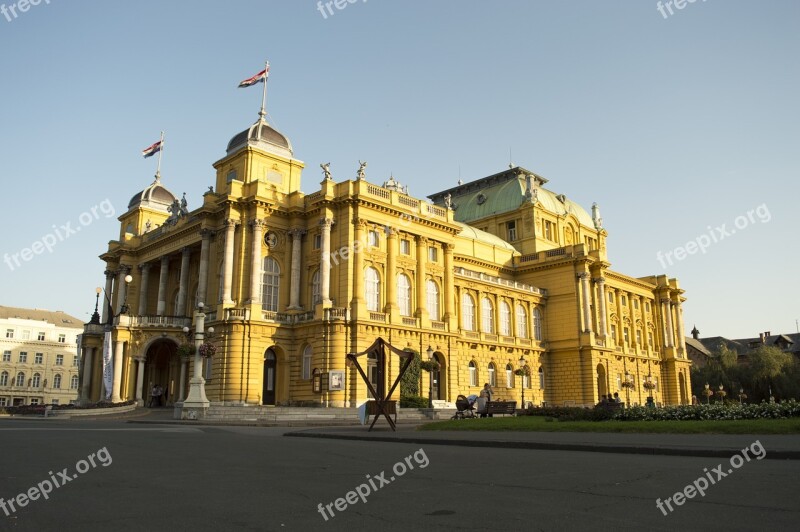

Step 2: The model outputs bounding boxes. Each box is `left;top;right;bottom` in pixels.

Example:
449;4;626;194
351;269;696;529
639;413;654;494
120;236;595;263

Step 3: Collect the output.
102;331;113;400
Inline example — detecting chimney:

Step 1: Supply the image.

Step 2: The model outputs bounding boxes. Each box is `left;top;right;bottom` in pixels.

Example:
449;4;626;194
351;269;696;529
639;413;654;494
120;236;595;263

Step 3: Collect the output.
766;331;771;338
759;333;765;343
691;325;700;340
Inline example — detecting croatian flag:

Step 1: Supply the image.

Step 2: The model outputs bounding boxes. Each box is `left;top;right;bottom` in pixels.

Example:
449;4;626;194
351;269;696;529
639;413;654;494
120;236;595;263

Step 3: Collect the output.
238;66;268;88
141;140;163;158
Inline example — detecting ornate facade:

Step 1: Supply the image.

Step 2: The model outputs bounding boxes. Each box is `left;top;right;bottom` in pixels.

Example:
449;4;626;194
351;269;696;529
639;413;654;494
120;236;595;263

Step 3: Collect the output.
80;109;692;410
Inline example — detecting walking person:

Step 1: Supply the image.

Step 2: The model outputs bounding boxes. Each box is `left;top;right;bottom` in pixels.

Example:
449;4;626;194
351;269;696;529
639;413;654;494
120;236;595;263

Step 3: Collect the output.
149;384;160;407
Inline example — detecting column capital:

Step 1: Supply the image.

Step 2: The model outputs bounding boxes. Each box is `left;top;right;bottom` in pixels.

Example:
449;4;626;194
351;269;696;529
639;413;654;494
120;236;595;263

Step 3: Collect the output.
199;228;215;239
224;218;240;228
385;226;398;238
354;218;368;229
104;269;116;279
443;242;455;252
319;217;334;229
288;228;307;238
118;265;132;275
181;246;192;255
249;218;266;229
593;276;606;284
138;263;151;272
577;272;589;280
416;235;429;245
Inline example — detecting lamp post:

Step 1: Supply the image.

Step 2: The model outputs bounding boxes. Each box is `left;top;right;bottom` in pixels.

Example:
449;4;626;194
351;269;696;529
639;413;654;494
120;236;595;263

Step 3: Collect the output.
119;274;133;314
90;287;102;324
426;345;434;408
739;387;745;405
182;303;211;413
624;371;632;406
518;355;526;410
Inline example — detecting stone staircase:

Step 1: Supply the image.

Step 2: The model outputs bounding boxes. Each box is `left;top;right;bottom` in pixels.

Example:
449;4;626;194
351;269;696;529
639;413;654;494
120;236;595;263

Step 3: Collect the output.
200;405;444;426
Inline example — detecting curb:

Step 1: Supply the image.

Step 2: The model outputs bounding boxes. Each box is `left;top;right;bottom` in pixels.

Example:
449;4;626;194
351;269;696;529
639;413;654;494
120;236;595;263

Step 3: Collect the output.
283;431;800;460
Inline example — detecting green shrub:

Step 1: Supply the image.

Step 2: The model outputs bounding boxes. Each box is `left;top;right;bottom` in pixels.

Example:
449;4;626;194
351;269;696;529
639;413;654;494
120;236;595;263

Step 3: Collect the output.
400;395;429;408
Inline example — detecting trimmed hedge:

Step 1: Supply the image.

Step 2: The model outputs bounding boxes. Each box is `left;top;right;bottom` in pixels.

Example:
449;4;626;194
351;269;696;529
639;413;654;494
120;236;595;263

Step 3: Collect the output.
400;395;429;408
614;400;800;421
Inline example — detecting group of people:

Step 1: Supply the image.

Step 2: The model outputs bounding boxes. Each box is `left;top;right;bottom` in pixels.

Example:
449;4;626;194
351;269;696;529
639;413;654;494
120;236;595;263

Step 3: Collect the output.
598;393;622;406
464;383;495;418
148;384;164;407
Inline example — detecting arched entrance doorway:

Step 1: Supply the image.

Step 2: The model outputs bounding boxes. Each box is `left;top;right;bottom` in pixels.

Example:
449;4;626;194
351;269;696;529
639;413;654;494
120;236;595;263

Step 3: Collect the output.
144;338;180;406
263;349;277;405
596;364;608;400
432;352;446;400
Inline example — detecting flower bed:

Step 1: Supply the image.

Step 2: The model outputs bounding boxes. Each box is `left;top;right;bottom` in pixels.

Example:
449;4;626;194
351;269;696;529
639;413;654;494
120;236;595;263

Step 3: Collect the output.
613;400;800;421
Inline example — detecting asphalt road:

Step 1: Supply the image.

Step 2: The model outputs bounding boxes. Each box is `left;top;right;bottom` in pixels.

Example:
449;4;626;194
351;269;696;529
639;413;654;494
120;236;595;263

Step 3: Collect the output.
1;418;798;531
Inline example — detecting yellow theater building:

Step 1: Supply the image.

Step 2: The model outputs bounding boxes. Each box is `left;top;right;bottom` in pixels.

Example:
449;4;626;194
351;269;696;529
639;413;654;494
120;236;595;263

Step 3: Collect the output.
80;103;692;413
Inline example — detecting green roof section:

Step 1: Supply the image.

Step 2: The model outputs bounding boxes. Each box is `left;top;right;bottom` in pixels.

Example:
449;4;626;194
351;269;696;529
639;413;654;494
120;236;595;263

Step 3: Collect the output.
428;166;594;228
454;221;518;252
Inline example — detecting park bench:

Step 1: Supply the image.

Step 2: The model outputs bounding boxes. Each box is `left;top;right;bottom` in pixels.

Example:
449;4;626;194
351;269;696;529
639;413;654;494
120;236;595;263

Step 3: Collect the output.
484;401;517;416
365;400;397;425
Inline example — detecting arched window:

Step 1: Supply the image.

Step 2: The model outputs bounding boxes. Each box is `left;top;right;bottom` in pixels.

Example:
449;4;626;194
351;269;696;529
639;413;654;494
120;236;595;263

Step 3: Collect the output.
15;372;25;387
523;367;531;389
397;274;412;317
0;371;7;386
311;270;321;306
32;373;41;388
468;361;477;386
261;257;280;312
70;375;79;389
481;297;494;333
426;279;440;321
516;305;528;338
533;308;543;341
365;267;381;312
538;367;545;389
53;374;62;389
488;362;496;387
461;293;475;331
499;301;511;336
506;364;514;388
302;345;313;380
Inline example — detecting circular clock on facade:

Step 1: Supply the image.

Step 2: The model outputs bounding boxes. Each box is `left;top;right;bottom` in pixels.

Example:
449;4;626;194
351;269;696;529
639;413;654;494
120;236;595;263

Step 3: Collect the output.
264;232;278;248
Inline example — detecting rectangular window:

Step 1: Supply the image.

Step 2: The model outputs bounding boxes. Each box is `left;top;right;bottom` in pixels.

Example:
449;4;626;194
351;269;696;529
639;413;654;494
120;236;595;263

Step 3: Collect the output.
313;234;321;249
204;358;213;381
610;325;617;340
543;221;553;241
635;330;642;345
2;351;10;362
5;329;13;339
428;246;438;262
623;327;630;344
35;353;43;364
616;374;622;391
621;295;627;306
400;239;410;255
226;169;237;183
0;398;6;407
19;352;27;363
56;355;63;366
58;334;66;344
52;399;59;405
30;398;40;406
368;230;380;247
73;355;79;367
608;292;614;303
648;332;654;347
21;330;30;340
37;332;45;341
633;299;639;310
507;220;517;241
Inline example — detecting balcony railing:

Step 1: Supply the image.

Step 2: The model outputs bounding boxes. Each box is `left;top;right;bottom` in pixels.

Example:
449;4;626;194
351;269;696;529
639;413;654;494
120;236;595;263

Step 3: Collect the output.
431;321;446;330
369;312;387;322
126;315;192;329
454;267;545;295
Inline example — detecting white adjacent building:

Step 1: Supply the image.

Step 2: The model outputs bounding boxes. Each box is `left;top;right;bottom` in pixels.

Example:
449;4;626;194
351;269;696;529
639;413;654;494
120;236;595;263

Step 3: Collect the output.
0;306;83;407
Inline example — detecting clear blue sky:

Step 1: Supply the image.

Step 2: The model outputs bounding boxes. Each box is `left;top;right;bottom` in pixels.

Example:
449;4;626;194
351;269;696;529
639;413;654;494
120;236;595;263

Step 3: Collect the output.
0;0;797;338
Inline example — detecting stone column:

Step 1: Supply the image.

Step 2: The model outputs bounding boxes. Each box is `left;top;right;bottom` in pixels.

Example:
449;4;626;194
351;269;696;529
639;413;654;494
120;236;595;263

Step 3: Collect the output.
673;299;686;355
351;218;366;312
578;273;592;333
111;340;124;403
197;229;213;305
135;357;146;405
662;298;674;348
102;270;114;323
222;219;238;305
157;255;169;316
288;228;306;309
178;356;189;401
385;228;398;314
116;266;131;315
443;243;455;322
176;247;191;316
138;264;151;315
415;236;428;318
319;217;334;305
596;276;607;338
249;219;264;304
614;289;624;346
80;346;94;402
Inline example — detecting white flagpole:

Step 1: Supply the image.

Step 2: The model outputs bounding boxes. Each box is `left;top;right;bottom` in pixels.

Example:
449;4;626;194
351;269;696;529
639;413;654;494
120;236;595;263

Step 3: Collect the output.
156;131;165;180
259;61;269;120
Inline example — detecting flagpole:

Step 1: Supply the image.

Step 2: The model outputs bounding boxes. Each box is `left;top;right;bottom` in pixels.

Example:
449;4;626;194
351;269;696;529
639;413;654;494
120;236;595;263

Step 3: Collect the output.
259;61;269;121
155;131;164;180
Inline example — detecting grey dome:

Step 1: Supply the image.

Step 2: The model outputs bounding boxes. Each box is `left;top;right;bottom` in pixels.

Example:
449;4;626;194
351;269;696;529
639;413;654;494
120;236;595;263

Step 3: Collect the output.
226;118;293;158
128;177;177;212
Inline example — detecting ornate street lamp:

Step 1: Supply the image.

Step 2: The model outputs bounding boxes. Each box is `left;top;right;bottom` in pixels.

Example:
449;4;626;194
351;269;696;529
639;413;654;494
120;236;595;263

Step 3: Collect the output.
704;382;711;405
182;303;212;413
90;287;102;324
426;346;434;408
119;275;133;315
518;355;526;410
